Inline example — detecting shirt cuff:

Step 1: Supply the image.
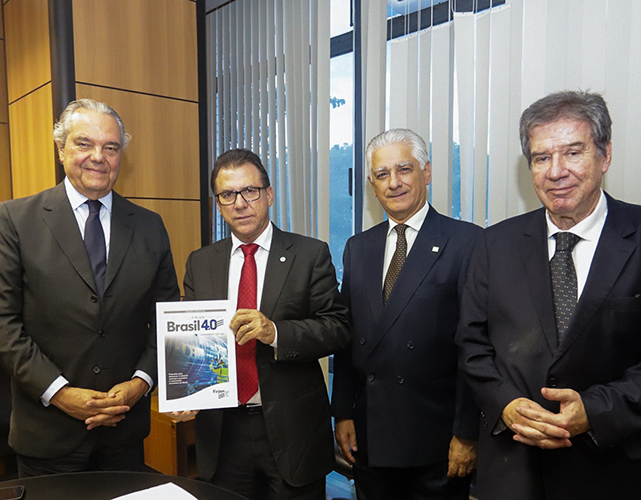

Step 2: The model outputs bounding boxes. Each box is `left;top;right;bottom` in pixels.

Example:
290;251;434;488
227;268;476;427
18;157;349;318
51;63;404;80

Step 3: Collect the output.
270;322;278;359
41;376;69;407
133;370;153;396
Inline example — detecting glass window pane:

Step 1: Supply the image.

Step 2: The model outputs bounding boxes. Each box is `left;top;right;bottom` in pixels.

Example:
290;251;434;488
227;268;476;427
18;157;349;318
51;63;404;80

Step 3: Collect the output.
329;52;354;283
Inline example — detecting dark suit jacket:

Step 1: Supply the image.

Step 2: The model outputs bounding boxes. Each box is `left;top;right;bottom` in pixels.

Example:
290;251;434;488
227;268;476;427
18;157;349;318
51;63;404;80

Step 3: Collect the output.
456;193;641;500
183;225;350;487
332;205;480;468
0;182;179;458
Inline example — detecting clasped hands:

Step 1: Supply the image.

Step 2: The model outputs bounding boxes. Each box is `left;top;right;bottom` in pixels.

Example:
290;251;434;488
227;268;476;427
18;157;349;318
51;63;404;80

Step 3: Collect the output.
51;378;149;430
502;387;591;449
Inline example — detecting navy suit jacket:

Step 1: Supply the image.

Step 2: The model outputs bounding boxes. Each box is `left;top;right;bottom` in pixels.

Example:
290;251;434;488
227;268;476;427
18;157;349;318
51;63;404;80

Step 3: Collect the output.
332;205;480;468
0;182;179;458
183;225;350;486
457;193;641;499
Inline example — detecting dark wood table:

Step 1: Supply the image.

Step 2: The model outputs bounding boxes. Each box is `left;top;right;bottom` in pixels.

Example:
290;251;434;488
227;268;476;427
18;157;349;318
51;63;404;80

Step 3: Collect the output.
0;471;248;500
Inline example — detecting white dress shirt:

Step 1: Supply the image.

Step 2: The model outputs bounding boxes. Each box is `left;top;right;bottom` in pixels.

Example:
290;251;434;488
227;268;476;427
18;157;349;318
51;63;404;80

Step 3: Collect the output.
382;203;430;288
545;190;608;300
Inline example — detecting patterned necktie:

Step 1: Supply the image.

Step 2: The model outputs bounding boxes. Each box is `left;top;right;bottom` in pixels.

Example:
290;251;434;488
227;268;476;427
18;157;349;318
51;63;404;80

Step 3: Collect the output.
550;232;580;343
236;243;259;404
383;224;408;304
84;200;107;297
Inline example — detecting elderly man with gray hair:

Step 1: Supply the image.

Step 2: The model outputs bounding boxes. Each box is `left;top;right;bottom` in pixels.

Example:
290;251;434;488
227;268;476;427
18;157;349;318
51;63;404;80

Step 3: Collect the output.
457;90;641;499
332;128;480;500
0;98;179;476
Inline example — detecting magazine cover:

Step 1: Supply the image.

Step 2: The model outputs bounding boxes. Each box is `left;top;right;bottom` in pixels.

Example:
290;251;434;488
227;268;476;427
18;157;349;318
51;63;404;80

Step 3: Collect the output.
156;300;237;412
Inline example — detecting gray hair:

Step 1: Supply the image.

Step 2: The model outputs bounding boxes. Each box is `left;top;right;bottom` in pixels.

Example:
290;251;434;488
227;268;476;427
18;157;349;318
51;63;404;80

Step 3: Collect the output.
519;90;611;164
53;98;131;150
365;128;430;175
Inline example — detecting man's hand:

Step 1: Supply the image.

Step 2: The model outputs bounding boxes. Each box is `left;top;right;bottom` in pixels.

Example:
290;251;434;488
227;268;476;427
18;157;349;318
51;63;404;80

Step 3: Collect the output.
502;395;572;449
84;378;149;430
335;418;358;464
51;386;129;430
447;436;477;478
169;410;200;419
230;309;276;345
518;388;591;438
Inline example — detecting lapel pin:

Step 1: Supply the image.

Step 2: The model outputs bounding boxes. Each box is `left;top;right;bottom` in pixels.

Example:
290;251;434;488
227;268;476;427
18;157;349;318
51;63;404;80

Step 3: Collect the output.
432;246;439;253
280;256;286;262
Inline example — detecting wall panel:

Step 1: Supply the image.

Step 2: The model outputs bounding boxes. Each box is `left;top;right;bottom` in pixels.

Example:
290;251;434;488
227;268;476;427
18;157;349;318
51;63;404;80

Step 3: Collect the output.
129;198;201;294
73;0;198;101
8;84;55;198
0;123;10;202
5;0;51;103
77;84;200;200
0;40;7;124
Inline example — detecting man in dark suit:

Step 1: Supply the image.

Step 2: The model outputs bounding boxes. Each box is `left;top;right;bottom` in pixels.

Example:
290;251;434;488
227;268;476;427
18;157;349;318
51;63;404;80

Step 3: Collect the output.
0;99;179;477
183;149;350;500
332;129;480;500
456;90;641;499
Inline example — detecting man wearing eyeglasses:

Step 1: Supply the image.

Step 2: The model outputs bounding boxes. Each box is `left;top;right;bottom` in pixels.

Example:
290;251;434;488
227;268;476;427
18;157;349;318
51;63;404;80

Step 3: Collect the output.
183;149;350;499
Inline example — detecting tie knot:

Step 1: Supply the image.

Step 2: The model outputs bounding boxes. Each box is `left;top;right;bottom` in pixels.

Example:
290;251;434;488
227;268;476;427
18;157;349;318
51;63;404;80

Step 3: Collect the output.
86;200;102;214
241;243;259;257
555;232;580;252
394;224;408;237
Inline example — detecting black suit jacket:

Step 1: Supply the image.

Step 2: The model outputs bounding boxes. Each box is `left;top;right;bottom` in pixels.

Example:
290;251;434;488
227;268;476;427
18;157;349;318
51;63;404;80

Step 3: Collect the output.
332;206;480;468
456;193;641;500
0;182;179;458
183;225;350;486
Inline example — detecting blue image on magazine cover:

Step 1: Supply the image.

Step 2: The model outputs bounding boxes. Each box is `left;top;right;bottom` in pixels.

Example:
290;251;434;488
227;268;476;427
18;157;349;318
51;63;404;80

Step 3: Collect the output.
165;334;229;400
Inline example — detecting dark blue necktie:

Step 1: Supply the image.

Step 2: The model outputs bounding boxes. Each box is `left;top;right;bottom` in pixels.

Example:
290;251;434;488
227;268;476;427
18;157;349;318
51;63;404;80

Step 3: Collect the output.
84;200;107;297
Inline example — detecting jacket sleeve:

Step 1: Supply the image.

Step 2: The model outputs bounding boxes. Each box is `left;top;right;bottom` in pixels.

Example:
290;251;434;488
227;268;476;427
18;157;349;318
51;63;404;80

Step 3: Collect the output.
273;241;351;362
0;203;62;400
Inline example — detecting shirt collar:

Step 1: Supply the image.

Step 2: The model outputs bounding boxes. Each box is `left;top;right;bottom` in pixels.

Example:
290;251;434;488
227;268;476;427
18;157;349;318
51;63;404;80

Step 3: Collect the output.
64;177;113;214
231;221;273;254
545;190;607;242
386;202;430;236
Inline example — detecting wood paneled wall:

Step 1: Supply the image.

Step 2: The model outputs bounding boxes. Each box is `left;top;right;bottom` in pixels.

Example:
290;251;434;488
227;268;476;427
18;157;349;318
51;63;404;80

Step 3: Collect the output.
73;0;201;292
3;0;203;293
4;0;56;200
0;2;11;202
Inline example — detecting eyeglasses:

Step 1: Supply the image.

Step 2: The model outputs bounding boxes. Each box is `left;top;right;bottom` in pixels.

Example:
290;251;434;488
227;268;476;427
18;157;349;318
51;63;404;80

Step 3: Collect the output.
215;186;265;205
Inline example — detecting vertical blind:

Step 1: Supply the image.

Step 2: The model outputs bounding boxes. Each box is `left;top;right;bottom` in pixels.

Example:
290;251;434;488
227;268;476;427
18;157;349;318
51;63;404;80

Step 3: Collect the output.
206;0;331;241
364;0;641;229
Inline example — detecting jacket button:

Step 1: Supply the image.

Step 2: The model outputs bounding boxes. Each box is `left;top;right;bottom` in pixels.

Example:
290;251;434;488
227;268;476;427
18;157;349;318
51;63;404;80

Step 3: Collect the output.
90;295;98;303
359;337;366;345
547;377;557;387
93;366;100;374
99;330;105;337
367;374;375;382
397;376;404;384
407;341;415;349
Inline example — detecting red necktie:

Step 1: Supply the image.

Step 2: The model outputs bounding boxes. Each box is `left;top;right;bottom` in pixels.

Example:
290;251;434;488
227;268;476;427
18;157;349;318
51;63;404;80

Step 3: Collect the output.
236;243;259;404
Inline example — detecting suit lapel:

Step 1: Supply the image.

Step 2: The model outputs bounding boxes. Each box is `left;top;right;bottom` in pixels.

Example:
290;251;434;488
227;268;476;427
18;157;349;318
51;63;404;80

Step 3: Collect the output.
557;196;637;355
364;223;387;324
105;192;134;293
42;183;96;293
519;209;558;352
260;225;294;318
363;208;449;359
209;238;232;300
